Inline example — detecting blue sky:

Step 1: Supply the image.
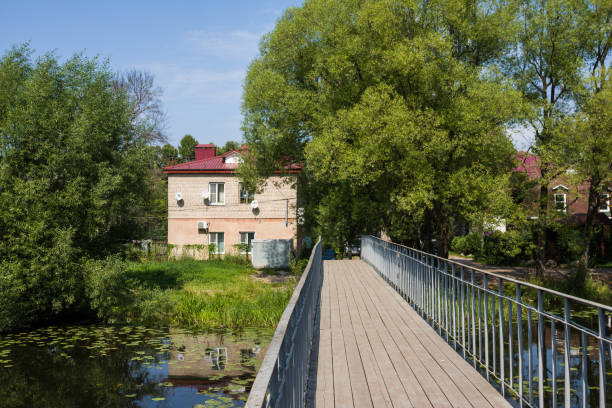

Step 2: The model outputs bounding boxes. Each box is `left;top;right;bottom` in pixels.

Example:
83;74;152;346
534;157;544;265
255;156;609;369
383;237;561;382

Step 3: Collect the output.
0;0;301;147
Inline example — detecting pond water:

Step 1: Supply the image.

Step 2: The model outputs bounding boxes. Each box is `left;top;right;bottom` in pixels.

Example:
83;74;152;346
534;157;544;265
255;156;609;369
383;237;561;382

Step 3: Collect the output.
0;325;274;408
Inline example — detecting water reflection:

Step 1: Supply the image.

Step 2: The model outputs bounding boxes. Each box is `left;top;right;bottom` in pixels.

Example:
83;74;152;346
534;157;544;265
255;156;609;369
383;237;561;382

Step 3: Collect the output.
0;325;273;407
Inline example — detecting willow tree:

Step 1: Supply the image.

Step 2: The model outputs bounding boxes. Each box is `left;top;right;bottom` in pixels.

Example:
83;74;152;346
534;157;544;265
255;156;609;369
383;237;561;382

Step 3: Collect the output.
0;46;159;331
242;0;523;255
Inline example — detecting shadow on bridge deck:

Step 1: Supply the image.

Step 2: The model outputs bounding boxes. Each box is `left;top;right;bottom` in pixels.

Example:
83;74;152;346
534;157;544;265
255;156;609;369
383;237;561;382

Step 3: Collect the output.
313;260;511;408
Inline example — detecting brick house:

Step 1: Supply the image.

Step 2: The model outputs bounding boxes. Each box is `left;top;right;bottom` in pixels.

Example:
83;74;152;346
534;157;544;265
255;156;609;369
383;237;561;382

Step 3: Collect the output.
515;152;611;221
514;152;611;258
163;144;300;258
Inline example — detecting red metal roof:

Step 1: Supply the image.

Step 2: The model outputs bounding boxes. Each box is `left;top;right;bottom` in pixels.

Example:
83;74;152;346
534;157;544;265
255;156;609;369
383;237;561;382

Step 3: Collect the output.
163;149;301;174
514;152;541;179
195;143;215;148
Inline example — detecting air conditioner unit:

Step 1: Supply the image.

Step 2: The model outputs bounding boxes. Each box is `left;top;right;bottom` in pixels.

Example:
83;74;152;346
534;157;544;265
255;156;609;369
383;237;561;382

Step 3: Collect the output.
175;192;183;201
197;221;208;230
202;190;210;200
250;200;259;209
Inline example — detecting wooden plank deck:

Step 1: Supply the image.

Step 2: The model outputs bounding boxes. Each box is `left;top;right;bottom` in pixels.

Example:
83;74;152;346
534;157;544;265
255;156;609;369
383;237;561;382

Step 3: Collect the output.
315;260;511;408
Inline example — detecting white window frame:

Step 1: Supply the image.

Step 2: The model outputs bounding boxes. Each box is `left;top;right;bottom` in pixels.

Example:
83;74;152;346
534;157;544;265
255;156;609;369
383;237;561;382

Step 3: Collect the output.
599;193;610;212
209;232;225;254
239;232;255;254
209;182;225;205
553;193;567;213
552;185;568;213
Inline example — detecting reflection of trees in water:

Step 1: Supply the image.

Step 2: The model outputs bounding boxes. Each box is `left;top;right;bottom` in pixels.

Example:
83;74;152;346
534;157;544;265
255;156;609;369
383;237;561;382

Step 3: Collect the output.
0;335;168;407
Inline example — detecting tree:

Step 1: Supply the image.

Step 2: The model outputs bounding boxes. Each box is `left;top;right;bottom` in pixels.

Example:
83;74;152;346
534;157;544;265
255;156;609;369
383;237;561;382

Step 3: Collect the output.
178;134;198;161
161;143;178;165
0;45;158;331
113;70;167;144
560;82;612;289
217;140;240;155
503;0;604;269
241;0;522;255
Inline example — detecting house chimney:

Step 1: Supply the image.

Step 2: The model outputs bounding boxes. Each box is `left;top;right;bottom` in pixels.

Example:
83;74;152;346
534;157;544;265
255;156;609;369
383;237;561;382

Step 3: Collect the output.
194;144;216;160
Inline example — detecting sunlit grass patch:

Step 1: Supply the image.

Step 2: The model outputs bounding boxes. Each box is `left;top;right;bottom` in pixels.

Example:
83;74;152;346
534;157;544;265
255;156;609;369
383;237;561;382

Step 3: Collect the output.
122;260;295;330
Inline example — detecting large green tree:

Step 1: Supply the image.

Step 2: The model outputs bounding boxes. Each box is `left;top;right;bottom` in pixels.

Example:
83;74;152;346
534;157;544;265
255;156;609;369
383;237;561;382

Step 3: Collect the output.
558;81;612;288
241;0;522;255
0;45;158;330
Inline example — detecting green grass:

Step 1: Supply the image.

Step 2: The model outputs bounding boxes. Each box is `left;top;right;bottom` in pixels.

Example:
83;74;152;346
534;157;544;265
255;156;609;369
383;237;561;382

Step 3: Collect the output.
123;260;295;330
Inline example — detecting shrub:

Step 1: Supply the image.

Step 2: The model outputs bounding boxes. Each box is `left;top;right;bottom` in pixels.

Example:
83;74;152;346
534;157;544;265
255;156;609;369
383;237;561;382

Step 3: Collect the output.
290;258;309;276
451;232;482;255
477;230;534;266
84;256;132;323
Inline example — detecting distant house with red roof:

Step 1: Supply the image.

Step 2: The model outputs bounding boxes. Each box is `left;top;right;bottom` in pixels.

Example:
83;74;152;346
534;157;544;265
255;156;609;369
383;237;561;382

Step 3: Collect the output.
514;152;611;224
163;144;300;258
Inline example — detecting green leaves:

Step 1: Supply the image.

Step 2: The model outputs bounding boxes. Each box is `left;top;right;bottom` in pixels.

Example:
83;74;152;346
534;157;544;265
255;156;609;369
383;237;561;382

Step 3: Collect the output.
0;45;159;331
241;0;521;251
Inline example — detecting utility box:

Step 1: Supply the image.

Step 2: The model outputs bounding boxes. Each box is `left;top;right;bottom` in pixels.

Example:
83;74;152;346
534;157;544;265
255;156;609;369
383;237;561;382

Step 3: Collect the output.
251;239;292;269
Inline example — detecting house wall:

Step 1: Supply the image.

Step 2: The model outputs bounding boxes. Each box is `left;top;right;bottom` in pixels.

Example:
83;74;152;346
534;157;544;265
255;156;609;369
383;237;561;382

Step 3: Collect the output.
167;174;298;257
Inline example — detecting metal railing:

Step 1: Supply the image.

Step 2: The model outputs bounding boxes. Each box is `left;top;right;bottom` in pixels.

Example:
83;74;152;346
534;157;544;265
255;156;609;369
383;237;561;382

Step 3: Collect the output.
246;238;323;408
361;235;612;408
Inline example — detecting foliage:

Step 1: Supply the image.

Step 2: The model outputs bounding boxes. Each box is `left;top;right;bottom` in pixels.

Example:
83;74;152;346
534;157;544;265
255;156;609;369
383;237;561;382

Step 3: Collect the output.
0;45;161;331
84;256;132;323
83;258;296;329
241;0;523;255
217;140;241;155
289;257;309;277
451;233;482;256
476;230;536;266
503;0;612;272
178;134;198;161
556;82;612;286
161;143;178;164
207;244;218;260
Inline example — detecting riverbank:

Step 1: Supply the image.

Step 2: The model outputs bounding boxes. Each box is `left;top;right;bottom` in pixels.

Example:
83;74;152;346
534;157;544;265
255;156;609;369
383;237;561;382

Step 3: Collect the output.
89;259;296;330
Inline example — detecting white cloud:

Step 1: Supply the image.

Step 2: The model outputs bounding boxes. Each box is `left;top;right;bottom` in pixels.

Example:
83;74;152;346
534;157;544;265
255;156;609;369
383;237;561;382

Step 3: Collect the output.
135;62;243;101
185;29;265;61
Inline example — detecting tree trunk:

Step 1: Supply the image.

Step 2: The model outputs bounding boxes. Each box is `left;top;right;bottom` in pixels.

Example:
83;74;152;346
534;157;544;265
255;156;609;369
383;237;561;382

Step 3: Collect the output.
435;205;451;259
576;183;598;292
536;181;549;276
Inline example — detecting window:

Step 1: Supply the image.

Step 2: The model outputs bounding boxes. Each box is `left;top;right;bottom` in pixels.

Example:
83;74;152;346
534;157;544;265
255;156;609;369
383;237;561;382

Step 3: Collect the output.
239;232;255;254
209;232;225;254
239;183;255;204
554;193;567;212
209;182;225;205
599;193;610;212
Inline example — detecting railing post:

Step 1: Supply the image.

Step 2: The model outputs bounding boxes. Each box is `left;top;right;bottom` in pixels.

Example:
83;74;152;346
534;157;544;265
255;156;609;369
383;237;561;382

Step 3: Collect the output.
359;235;612;408
483;274;490;381
498;278;505;397
516;284;523;405
537;289;545;408
598;307;607;408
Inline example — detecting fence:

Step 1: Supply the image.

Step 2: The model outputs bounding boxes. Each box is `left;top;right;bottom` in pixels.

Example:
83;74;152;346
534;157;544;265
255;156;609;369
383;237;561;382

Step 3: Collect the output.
361;235;612;408
246;238;323;408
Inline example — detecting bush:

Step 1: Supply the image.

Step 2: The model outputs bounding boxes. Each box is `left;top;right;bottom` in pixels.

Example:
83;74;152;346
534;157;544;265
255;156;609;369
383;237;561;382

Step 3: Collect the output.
451;232;482;255
477;230;534;266
290;258;309;276
84;256;132;323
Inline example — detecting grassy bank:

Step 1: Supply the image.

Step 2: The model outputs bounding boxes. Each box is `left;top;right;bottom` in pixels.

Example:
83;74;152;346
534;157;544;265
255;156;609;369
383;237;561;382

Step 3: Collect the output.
88;258;296;330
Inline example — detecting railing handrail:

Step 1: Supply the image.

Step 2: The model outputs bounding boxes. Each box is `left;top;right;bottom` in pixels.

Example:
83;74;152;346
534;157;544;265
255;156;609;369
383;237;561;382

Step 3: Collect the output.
361;235;611;408
364;235;612;312
246;237;322;408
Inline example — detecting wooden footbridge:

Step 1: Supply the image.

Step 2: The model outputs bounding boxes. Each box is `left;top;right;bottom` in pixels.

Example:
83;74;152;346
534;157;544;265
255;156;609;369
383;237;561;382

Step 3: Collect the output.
247;236;612;408
314;260;509;408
